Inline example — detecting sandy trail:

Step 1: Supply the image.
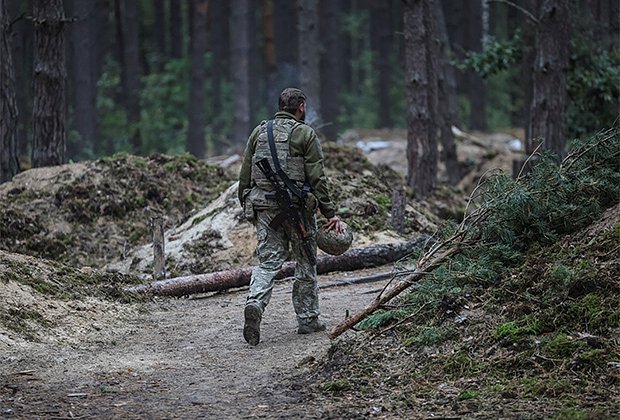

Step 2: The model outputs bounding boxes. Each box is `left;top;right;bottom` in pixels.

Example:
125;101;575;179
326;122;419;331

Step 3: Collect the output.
1;271;387;419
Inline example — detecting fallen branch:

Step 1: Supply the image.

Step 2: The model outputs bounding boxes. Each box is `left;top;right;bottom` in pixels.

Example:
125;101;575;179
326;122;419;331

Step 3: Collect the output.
329;237;464;338
126;236;431;297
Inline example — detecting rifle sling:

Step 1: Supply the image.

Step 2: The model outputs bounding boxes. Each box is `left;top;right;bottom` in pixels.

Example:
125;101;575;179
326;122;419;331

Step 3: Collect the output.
267;119;304;200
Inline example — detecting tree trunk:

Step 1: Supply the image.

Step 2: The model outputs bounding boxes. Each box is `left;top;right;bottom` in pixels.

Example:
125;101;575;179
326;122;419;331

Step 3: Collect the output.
154;0;166;70
404;0;438;198
298;0;321;127
319;0;343;140
31;0;66;168
121;0;142;154
432;0;459;185
370;0;392;128
169;0;182;59
0;0;20;183
466;0;486;131
273;0;298;91
230;0;250;148
208;0;229;155
262;0;278;109
187;0;207;158
69;0;98;159
127;236;431;296
528;0;570;160
7;0;29;162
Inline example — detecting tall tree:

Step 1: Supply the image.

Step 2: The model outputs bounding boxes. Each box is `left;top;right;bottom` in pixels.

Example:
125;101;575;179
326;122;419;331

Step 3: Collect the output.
169;0;182;59
262;0;278;108
319;0;344;140
528;0;570;160
31;0;66;168
154;0;166;70
404;0;438;197
433;0;459;184
121;0;142;154
230;0;250;149
187;0;207;158
8;0;30;161
68;0;98;158
273;0;298;93
209;0;229;154
370;0;392;128
298;0;321;127
466;0;486;130
1;0;20;182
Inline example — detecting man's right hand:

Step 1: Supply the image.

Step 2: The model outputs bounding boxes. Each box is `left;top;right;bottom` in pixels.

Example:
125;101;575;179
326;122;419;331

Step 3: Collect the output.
324;215;344;234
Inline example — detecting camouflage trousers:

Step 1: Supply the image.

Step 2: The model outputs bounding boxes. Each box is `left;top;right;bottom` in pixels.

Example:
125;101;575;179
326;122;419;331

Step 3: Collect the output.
246;208;319;325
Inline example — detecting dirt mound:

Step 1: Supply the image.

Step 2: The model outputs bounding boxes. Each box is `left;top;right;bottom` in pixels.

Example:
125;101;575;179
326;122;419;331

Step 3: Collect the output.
286;203;620;418
0;249;141;350
0;154;233;270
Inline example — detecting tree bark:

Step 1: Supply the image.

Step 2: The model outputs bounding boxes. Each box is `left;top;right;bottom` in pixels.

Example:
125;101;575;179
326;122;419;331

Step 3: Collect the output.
31;0;66;168
528;0;570;160
121;0;142;154
370;0;392;128
187;0;207;158
262;0;278;111
432;0;459;185
208;0;228;154
169;0;182;59
298;0;322;127
404;0;438;198
319;0;343;140
0;0;20;183
127;236;432;296
273;0;298;90
466;0;486;130
230;0;250;148
153;0;166;70
69;0;98;159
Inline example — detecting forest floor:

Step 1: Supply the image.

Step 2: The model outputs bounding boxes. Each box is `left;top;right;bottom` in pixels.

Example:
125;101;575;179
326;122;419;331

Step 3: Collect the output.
1;128;618;419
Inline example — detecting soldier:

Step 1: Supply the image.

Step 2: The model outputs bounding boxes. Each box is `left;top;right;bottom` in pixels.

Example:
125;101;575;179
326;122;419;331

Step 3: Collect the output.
238;87;343;346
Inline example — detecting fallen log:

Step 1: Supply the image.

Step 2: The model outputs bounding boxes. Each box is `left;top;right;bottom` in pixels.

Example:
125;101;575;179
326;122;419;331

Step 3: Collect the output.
126;235;432;297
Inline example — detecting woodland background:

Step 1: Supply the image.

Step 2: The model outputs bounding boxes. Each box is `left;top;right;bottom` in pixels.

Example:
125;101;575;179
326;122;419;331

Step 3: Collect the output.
0;0;618;189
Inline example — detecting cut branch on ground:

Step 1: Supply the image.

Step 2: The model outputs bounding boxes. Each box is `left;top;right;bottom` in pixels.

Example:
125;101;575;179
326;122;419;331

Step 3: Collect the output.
126;236;432;297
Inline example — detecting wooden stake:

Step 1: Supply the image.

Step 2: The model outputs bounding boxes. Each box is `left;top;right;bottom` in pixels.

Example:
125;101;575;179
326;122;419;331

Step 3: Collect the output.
152;216;166;280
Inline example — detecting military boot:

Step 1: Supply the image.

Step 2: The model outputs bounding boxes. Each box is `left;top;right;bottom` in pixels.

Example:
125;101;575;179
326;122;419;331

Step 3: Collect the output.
243;302;263;346
297;318;326;334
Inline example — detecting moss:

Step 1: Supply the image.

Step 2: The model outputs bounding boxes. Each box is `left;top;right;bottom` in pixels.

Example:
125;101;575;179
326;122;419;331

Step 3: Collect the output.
0;307;54;341
320;379;351;392
494;319;540;342
458;389;480;400
443;351;481;378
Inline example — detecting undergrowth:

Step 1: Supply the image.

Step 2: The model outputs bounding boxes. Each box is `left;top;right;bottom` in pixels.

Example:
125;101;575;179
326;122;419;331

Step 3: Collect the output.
311;127;620;417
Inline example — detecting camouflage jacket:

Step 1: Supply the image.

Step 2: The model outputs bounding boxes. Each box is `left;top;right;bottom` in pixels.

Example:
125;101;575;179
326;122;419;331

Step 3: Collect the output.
238;111;336;219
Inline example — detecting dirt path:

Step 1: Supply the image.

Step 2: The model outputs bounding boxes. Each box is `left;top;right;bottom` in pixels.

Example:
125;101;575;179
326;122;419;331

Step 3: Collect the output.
1;271;387;419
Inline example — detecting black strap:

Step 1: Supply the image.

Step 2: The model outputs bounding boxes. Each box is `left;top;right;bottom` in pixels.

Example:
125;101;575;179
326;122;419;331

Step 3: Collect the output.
266;119;304;199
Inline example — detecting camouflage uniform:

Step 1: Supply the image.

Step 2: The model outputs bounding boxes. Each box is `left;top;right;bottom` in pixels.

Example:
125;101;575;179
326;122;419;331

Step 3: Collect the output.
238;110;336;329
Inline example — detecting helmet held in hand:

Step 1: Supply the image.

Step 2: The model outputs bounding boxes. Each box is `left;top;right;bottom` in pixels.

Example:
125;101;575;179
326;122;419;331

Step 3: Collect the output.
316;221;353;255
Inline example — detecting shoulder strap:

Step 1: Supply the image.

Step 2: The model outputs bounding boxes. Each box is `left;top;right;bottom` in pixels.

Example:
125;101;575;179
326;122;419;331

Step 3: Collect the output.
267;119;304;199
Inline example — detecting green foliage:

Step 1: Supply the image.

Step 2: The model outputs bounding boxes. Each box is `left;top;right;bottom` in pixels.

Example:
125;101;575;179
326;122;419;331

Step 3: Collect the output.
443;351;481;377
494;319;540;342
404;325;457;347
543;333;587;358
97;59;130;154
457;32;522;79
139;59;190;155
480;129;620;250
321;379;351;392
337;10;378;129
567;36;620;139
